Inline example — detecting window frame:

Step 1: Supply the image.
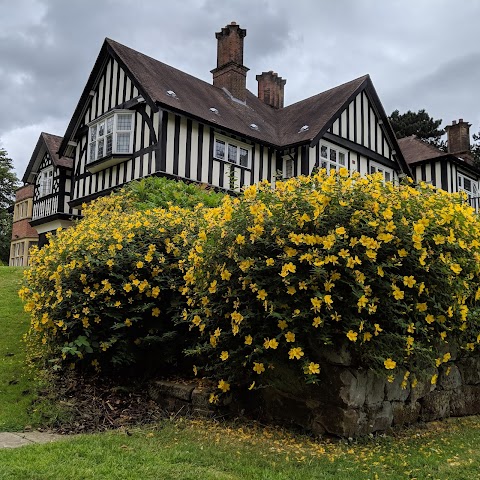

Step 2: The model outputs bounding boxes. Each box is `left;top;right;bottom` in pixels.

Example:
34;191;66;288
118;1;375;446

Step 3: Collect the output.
369;160;395;183
283;156;294;179
319;142;348;173
87;110;134;164
213;135;251;169
458;172;478;197
37;167;54;198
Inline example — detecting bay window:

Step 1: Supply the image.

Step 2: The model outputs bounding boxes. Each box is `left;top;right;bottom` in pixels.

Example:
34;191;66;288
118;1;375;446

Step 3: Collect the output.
88;111;134;164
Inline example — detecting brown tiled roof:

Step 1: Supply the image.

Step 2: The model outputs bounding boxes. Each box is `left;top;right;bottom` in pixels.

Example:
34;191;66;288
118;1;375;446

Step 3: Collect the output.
107;39;280;145
42;133;73;168
397;136;447;164
22;132;73;184
107;39;369;147
59;38;409;175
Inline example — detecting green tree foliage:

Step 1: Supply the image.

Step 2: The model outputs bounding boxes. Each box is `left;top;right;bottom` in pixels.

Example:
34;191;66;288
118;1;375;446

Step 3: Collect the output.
389;109;446;149
0;148;19;264
470;129;480;166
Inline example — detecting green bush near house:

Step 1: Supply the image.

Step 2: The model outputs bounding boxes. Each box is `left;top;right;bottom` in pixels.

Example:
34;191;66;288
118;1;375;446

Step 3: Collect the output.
181;169;480;396
20;172;480;400
20;178;223;376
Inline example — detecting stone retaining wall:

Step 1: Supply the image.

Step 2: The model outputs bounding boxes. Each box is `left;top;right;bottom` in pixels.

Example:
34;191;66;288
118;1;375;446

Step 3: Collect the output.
149;352;480;437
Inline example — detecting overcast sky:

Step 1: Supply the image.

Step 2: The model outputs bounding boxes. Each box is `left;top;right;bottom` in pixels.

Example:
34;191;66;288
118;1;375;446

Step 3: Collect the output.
1;0;480;180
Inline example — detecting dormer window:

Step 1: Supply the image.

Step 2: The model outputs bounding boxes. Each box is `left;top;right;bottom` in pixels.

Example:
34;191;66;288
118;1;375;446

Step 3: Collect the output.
88;111;134;164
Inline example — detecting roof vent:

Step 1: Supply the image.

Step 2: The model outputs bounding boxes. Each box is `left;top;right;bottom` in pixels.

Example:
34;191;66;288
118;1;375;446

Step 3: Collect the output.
298;125;309;133
166;90;178;98
250;123;259;130
209;107;219;114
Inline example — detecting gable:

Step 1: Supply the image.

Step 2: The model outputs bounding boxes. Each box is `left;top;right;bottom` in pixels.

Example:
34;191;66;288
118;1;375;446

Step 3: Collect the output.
327;90;393;161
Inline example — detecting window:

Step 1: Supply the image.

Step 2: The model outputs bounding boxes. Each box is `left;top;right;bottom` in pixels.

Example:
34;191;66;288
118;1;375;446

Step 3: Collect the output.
369;161;394;183
88;111;134;163
37;168;53;197
14;200;30;221
284;158;294;178
319;143;347;172
214;137;250;168
458;172;478;197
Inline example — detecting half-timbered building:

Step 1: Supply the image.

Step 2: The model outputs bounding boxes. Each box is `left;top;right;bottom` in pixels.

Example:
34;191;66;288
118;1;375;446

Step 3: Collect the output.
398;119;480;210
21;22;410;242
22;132;80;246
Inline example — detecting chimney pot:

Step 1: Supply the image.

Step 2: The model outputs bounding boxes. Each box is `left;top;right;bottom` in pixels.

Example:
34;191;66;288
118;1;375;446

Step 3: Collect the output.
459;118;464;123
452;120;457;125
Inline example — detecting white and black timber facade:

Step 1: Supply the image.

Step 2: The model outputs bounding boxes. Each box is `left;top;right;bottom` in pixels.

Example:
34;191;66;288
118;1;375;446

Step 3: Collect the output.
20;22;411;244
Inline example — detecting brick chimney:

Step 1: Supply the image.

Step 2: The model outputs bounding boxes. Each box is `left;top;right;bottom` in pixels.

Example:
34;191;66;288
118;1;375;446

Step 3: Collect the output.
256;71;287;109
446;119;471;154
211;22;249;102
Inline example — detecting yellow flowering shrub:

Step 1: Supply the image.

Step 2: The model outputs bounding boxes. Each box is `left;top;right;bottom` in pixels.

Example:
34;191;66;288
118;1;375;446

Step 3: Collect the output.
182;169;480;392
20;188;207;374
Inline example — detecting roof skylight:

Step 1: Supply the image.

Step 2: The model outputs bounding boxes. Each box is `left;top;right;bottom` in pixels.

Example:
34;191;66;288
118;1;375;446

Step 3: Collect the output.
250;123;259;130
166;90;178;98
209;107;219;114
298;125;309;133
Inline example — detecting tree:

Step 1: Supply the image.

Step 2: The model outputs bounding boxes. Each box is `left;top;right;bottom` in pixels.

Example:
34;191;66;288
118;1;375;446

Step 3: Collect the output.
389;109;446;149
470;129;480;166
0;148;19;264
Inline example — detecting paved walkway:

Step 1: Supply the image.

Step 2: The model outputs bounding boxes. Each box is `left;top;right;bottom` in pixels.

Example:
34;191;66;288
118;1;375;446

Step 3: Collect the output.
0;431;66;449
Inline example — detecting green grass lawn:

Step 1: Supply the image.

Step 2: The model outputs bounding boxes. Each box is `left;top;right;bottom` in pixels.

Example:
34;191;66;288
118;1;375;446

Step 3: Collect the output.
0;416;480;479
0;267;38;431
1;266;480;479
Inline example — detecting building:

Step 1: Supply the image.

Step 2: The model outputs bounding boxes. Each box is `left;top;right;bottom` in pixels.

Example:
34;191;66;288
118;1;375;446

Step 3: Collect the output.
9;184;38;266
20;22;410;242
398;119;480;209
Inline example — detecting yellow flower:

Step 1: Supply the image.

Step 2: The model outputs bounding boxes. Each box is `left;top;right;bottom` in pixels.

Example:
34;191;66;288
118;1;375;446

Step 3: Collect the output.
136;261;144;269
263;338;279;350
248;381;256;390
307;362;321;375
285;331;296;342
312;317;322;328
288;347;304;360
450;263;462;275
218;380;230;393
236;234;245;245
431;374;438;385
363;332;372;342
278;320;288;330
425;314;435;324
123;283;133;292
384;358;396;370
311;297;322;312
392;285;404;300
335;226;346;235
257;289;268;300
416;303;427;312
221;269;232;281
324;294;333;307
245;335;253;345
152;307;160;317
346;330;358;342
220;350;228;362
266;258;275;266
253;362;265;374
209;393;219;404
287;286;297;295
125;319;132;327
377;266;384;277
403;276;416;288
374;323;383;335
193;365;198;376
